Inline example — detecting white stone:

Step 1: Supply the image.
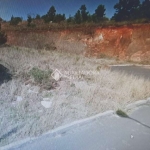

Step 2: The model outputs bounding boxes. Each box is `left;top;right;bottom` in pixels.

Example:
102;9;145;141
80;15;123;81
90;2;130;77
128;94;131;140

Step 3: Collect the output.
41;101;52;108
130;135;134;139
16;96;23;102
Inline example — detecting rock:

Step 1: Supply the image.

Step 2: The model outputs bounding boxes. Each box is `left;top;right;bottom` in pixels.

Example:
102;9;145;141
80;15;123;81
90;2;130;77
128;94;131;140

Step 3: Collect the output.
41;101;52;108
130;135;134;139
16;96;23;102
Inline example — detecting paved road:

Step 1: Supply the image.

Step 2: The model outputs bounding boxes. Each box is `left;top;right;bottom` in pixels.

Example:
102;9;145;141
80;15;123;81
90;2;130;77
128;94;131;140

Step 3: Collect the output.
6;102;150;150
111;66;150;80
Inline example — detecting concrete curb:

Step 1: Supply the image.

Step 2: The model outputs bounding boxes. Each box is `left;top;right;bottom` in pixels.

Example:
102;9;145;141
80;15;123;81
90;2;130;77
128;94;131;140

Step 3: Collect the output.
46;110;114;136
126;98;150;111
1;111;114;150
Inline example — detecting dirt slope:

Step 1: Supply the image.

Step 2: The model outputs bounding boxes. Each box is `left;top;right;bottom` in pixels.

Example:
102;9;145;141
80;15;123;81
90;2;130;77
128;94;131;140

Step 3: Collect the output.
4;24;150;63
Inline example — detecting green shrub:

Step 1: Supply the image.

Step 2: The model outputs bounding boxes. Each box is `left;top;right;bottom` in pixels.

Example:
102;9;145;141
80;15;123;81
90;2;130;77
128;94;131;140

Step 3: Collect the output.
116;109;128;118
29;67;53;84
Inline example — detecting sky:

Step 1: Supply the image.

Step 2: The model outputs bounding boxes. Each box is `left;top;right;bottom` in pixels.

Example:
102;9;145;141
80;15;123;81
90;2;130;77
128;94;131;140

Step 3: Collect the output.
0;0;142;21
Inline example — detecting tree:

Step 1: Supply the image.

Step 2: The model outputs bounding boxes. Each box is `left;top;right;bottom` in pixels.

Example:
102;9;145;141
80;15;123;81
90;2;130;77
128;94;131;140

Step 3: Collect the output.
41;14;49;23
74;10;82;24
0;17;3;22
67;15;74;23
42;6;56;23
141;0;150;19
27;15;32;26
47;6;56;22
54;14;65;23
10;15;22;25
80;5;89;22
95;5;106;22
113;0;141;21
35;14;40;19
10;15;14;24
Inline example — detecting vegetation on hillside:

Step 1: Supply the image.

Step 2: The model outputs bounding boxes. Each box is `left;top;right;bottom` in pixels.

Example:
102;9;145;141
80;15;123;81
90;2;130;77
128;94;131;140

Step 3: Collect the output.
3;0;150;29
10;15;22;25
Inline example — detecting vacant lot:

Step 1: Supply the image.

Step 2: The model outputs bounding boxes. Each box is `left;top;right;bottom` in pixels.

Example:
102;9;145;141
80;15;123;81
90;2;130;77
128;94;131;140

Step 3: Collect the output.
0;47;150;146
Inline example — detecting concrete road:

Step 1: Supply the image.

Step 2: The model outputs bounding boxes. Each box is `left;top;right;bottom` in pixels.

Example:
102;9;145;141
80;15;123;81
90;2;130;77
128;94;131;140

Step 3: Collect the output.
111;66;150;80
6;103;150;150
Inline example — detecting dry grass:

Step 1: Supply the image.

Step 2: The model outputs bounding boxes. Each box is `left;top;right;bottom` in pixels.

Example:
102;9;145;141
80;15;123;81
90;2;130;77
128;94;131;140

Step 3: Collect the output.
0;47;150;146
6;31;86;55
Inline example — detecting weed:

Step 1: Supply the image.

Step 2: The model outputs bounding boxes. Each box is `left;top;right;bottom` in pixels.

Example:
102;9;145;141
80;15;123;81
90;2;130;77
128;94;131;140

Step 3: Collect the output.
96;66;101;71
76;56;80;62
116;109;129;118
70;83;75;87
29;67;52;84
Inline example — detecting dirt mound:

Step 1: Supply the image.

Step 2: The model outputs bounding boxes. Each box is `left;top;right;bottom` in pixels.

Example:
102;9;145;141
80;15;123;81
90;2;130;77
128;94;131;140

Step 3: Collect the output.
0;64;12;85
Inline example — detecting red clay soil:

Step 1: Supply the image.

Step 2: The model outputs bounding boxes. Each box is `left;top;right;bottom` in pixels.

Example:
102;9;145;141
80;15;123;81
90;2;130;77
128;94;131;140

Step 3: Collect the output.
4;24;150;63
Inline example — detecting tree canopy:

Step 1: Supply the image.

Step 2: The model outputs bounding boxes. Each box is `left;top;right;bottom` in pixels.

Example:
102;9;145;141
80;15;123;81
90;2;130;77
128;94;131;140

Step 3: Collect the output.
54;14;66;23
10;15;22;25
80;5;89;22
141;0;150;19
9;1;150;25
47;6;56;22
74;10;82;24
27;15;32;26
113;0;141;21
95;5;106;22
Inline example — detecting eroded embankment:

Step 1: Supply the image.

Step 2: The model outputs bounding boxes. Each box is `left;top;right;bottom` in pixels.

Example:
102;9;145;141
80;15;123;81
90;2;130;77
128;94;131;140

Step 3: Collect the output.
5;24;150;63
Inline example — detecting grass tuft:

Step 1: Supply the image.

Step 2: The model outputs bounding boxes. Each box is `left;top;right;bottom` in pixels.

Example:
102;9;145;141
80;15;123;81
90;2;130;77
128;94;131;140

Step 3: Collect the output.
116;109;129;118
29;67;52;84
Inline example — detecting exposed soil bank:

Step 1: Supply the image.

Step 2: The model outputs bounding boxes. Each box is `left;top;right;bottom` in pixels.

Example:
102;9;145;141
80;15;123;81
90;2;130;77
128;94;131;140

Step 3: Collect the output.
4;24;150;63
0;64;12;85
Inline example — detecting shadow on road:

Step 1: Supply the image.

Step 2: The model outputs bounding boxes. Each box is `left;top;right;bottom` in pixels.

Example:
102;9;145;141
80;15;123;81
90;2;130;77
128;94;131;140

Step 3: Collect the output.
0;127;18;142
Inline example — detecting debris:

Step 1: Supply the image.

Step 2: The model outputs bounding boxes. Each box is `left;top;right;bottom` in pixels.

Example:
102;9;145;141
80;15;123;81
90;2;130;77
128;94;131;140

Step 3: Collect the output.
41;100;52;108
16;96;23;102
131;135;134;139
